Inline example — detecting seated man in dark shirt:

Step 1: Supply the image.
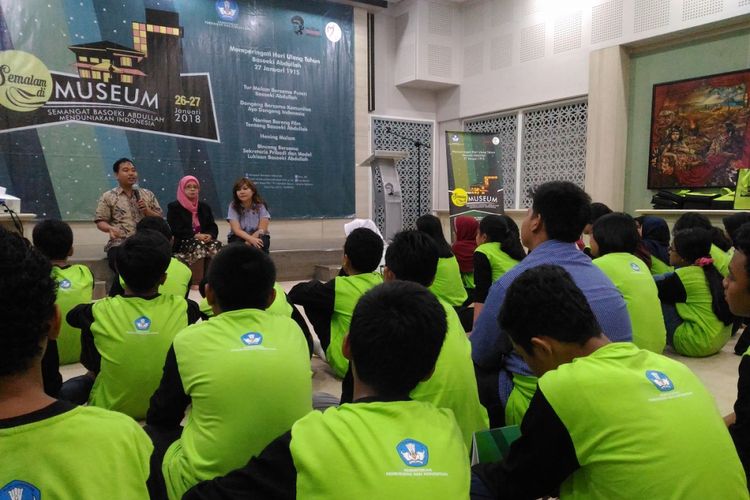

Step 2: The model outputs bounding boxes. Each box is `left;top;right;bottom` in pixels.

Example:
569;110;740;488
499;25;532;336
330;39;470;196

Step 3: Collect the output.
184;281;471;499
472;265;747;499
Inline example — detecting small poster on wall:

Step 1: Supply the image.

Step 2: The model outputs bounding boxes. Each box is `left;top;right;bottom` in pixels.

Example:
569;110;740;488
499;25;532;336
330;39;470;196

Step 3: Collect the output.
648;68;750;189
445;131;503;219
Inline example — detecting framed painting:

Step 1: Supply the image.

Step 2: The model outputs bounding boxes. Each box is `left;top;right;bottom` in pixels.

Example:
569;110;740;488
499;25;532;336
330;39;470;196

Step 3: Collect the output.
648;69;750;189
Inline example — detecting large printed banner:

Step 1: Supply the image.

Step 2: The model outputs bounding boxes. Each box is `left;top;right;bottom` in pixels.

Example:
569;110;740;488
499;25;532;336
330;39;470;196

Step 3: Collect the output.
0;0;354;220
445;131;504;219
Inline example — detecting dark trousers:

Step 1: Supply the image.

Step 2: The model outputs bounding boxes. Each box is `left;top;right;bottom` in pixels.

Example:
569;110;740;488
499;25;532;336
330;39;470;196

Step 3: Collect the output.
144;425;183;500
58;374;95;405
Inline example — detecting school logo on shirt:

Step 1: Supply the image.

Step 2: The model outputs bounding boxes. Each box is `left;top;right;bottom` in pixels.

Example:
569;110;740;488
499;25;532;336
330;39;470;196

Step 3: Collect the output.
240;332;263;346
646;370;674;392
630;262;641;272
0;480;41;500
396;439;429;467
58;278;72;289
134;316;151;332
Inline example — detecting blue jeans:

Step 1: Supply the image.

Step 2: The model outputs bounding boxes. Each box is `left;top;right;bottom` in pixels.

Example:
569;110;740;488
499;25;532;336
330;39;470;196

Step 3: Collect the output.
662;303;683;346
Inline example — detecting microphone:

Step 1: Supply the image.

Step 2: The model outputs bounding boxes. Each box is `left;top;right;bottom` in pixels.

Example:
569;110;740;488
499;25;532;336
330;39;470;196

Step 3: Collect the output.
132;184;141;202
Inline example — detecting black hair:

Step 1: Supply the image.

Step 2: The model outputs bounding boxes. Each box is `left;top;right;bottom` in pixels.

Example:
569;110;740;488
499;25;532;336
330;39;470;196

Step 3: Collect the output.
479;215;526;261
416;214;453;258
349;281;446;398
672;228;733;325
32;219;73;261
499;264;601;354
531;181;591;243
344;228;384;273
112;157;134;173
385;230;439;286
207;244;276;311
723;212;750;245
0;227;56;376
589;202;613;224
734;223;750;292
136;216;173;240
591;213;639;256
116;230;171;293
674;212;732;252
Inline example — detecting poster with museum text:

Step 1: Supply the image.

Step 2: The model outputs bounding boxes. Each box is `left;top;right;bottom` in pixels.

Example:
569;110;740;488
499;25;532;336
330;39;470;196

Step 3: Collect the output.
0;0;354;219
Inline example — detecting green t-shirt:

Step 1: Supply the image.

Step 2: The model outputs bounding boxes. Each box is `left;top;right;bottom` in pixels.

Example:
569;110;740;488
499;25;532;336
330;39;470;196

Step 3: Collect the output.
0;404;152;499
329;272;384;377
198;283;292;319
504;374;538;426
649;256;673;276
592;253;666;353
540;342;748;499
411;298;488;449
52;264;94;364
290;400;470;499
430;256;469;307
673;266;731;357
475;242;520;282
120;257;192;297
710;244;730;278
460;271;475;290
162;308;313;500
89;294;189;419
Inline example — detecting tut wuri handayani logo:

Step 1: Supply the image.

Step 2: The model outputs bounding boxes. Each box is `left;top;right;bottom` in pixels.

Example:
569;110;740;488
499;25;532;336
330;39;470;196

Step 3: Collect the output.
397;439;429;467
1;480;41;500
241;332;263;346
0;51;52;112
134;316;152;332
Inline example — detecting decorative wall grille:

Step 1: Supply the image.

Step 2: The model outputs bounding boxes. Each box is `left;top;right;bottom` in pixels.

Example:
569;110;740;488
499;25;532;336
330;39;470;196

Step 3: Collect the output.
371;118;433;232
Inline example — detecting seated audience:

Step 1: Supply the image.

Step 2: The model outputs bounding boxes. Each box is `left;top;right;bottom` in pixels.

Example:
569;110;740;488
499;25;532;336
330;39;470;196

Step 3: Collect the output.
417;214;469;307
0;227;152;499
590;213;666;353
724;222;750;481
471;265;748;499
227;177;270;253
146;245;312;500
724;212;750;351
724;212;750;248
110;216;193;298
377;230;488;449
673;211;732;277
657;227;733;357
470;181;631;427
32;219;94;367
167;175;221;287
288;228;384;377
635;215;672;275
473;215;525;324
184;281;470;499
64;230;200;418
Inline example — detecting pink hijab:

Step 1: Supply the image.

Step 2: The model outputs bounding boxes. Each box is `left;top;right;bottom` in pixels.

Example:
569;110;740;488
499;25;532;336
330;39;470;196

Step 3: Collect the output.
177;175;200;232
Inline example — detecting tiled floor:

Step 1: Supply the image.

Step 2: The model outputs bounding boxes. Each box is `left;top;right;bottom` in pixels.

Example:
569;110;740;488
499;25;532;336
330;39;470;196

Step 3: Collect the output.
59;281;743;417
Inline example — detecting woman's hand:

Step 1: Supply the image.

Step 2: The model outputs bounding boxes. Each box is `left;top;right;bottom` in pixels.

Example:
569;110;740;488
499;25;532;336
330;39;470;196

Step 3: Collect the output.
194;233;212;242
245;236;264;249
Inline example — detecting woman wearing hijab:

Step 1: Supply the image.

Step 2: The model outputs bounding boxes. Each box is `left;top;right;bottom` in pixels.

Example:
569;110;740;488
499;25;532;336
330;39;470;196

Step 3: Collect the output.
636;215;672;275
167;175;221;287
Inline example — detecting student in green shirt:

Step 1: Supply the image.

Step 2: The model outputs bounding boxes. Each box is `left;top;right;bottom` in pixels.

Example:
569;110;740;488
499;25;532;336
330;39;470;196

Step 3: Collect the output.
723;222;750;483
590;213;666;353
381;230;489;449
184;281;471;500
64;230;200;417
32;219;95;367
673;212;733;277
472;264;747;499
657;227;733;357
0;227;152;500
288;228;384;377
417;214;469;307
110;216;193;298
146;245;312;500
473;215;525;324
